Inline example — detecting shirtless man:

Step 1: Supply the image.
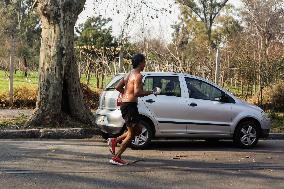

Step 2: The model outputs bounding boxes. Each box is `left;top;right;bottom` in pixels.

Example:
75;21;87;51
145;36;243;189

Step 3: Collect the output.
108;53;153;165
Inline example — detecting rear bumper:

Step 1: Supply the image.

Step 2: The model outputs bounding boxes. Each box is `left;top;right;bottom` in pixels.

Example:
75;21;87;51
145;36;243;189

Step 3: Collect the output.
95;109;124;135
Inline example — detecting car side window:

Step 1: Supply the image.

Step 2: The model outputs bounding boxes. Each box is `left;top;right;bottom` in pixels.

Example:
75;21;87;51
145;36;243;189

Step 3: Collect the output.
144;76;181;97
185;78;222;101
143;77;153;91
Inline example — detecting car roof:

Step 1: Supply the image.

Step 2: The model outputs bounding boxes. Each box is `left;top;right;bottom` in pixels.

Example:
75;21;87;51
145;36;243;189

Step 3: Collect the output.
117;72;205;80
117;72;178;75
115;72;236;98
142;72;180;76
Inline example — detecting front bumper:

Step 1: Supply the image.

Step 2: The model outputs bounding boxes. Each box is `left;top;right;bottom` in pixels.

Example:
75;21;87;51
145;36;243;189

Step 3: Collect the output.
260;129;270;138
260;115;271;138
95;109;124;135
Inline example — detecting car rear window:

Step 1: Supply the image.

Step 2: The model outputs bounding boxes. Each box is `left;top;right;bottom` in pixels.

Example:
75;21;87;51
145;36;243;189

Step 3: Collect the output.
143;76;181;97
105;75;124;91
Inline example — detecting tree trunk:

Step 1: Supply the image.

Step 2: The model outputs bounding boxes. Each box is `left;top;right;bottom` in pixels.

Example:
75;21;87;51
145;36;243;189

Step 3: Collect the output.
96;71;100;89
86;61;91;85
214;48;221;84
101;68;105;89
26;0;96;127
9;36;15;104
23;57;28;77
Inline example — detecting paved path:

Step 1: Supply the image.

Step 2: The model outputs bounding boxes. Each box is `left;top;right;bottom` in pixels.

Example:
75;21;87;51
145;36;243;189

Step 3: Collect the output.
0;139;284;189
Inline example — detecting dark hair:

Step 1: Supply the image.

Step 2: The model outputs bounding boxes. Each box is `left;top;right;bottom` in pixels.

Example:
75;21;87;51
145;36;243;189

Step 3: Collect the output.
132;53;145;69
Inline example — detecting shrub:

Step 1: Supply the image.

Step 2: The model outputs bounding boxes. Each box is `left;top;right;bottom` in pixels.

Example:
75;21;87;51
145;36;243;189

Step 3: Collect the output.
0;93;10;108
13;86;37;108
0;84;101;110
248;80;284;111
81;83;101;110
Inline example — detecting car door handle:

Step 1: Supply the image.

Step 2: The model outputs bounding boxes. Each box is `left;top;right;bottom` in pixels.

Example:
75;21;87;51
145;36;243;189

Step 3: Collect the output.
146;99;155;103
189;103;197;107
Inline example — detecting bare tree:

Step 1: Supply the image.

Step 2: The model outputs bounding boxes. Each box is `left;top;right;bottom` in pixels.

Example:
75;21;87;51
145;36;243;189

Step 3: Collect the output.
177;0;229;48
242;0;284;104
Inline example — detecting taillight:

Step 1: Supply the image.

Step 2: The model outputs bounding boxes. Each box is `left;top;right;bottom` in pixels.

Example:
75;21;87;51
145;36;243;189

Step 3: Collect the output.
117;93;123;106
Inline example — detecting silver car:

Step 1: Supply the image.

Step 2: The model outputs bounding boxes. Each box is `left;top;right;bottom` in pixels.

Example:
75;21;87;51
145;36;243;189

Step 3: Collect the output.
95;72;271;149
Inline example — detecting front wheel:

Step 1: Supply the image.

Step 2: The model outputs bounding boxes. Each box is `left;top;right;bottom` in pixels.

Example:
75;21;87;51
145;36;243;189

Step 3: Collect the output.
130;120;153;149
233;121;260;148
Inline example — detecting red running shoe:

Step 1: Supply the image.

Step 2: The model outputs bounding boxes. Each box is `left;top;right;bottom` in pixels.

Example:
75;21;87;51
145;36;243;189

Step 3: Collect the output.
109;156;127;166
107;138;117;155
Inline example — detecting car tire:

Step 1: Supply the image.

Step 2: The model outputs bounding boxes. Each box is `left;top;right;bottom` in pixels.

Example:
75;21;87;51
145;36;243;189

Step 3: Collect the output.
130;120;153;150
233;121;260;148
100;132;110;140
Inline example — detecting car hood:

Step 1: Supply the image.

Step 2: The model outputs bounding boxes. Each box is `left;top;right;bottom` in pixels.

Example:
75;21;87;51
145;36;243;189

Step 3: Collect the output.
236;99;263;112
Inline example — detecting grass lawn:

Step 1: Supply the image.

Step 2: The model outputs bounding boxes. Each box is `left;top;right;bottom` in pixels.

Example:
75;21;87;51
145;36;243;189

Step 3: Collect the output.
0;70;38;92
270;112;284;133
0;70;112;93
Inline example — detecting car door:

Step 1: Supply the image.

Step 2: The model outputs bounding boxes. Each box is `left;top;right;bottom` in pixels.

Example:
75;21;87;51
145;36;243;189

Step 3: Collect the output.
141;75;188;134
184;77;235;135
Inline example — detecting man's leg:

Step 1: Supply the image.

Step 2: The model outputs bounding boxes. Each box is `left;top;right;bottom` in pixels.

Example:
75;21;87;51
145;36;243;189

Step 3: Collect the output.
108;123;134;155
115;124;135;158
116;131;128;144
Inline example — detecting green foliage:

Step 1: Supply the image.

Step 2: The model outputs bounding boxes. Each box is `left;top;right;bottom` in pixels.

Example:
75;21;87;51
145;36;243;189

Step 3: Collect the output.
0;0;41;70
75;15;117;48
177;0;230;47
269;112;284;133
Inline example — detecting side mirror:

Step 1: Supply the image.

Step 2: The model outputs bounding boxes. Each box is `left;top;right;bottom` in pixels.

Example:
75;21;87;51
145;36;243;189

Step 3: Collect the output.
220;92;229;103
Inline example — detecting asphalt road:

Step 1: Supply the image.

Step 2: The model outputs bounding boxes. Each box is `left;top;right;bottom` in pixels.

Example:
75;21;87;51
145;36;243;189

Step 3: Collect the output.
0;139;284;189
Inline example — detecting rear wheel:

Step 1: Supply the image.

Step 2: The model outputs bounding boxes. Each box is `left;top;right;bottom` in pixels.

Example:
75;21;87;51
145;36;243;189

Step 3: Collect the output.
234;121;260;148
130;120;153;149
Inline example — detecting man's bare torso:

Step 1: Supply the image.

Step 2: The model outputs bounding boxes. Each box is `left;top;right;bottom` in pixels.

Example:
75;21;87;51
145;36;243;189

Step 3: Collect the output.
122;70;141;103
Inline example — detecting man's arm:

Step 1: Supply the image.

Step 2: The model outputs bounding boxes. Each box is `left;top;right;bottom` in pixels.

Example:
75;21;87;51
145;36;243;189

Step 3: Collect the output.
115;78;125;94
133;74;152;97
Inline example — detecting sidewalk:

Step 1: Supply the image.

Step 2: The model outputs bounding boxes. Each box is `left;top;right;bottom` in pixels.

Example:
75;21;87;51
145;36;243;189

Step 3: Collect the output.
0;109;101;139
0;128;101;139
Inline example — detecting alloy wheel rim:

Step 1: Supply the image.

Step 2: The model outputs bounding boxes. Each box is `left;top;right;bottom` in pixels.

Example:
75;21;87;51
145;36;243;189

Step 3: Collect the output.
240;125;257;146
132;124;149;146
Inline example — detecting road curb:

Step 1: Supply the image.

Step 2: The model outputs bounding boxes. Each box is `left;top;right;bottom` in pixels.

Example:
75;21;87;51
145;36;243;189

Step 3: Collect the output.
268;133;284;140
0;128;101;139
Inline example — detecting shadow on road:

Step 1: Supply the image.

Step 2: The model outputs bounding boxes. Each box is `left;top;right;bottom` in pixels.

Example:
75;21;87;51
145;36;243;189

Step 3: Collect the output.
1;140;284;189
144;139;284;154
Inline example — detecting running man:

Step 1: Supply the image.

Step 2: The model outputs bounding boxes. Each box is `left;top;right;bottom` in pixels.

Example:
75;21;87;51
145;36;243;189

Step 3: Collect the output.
108;53;153;165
